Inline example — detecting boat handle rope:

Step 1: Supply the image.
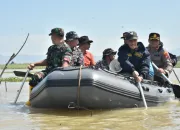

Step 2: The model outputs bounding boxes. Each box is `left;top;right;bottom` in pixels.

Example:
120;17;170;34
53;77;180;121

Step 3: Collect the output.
77;65;82;108
67;65;93;116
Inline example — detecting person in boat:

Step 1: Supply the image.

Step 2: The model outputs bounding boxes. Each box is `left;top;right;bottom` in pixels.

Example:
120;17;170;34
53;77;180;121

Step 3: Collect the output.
95;48;117;70
78;36;96;67
146;33;173;84
28;29;80;87
65;31;84;66
121;31;154;80
118;31;151;82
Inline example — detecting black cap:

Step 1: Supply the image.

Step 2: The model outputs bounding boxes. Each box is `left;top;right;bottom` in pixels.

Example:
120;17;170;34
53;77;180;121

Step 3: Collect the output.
103;48;117;56
78;36;93;45
149;33;160;40
125;31;138;40
49;28;64;37
121;32;128;39
65;31;79;41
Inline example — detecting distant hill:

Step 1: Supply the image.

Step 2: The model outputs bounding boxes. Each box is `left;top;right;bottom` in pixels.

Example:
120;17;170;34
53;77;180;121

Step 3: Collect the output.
0;55;102;64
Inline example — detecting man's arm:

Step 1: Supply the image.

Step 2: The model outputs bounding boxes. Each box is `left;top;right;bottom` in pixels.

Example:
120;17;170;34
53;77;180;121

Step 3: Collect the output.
61;48;73;67
34;59;47;66
28;59;47;70
139;50;150;79
118;49;135;73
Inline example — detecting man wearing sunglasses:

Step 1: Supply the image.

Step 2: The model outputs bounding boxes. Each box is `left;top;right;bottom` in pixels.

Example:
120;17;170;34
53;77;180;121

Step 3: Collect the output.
118;31;151;82
95;48;117;70
147;33;173;84
78;36;96;67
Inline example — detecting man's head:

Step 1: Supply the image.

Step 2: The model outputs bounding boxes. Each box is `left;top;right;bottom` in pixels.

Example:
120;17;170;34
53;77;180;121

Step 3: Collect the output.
49;28;64;45
125;31;138;50
121;32;128;44
148;33;160;49
78;36;93;50
103;48;117;62
65;31;79;48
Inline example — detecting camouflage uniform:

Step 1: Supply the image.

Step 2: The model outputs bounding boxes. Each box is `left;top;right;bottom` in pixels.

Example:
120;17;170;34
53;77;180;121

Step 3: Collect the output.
95;60;109;70
29;43;72;86
71;47;84;66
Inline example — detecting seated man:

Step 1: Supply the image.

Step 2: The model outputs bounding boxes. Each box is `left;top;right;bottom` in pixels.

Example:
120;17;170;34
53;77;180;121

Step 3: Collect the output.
28;29;80;87
78;36;96;67
118;31;151;82
95;48;117;70
65;31;84;66
146;33;173;84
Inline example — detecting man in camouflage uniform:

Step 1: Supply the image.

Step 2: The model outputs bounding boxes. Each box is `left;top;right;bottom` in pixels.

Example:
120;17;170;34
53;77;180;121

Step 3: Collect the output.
95;48;117;70
28;28;73;87
65;31;84;66
147;33;173;84
78;36;96;66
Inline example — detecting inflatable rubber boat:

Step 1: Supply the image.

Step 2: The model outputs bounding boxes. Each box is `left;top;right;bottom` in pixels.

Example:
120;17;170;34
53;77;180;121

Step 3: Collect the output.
30;67;175;109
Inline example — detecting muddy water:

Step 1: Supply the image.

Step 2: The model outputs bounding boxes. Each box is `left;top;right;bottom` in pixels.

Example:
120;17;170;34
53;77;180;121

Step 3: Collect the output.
0;69;180;130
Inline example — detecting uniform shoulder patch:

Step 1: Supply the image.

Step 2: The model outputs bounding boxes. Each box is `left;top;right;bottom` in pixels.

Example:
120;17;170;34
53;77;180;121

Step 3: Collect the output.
134;52;143;58
127;53;132;57
163;51;170;59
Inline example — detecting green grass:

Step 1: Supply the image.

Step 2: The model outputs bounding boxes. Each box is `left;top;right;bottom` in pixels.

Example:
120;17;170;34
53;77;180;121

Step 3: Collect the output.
0;77;30;82
0;63;45;69
175;61;180;68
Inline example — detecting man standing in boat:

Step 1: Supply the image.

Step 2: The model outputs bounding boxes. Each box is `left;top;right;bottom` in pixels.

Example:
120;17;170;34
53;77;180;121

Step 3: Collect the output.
118;31;151;82
146;33;173;84
95;48;117;70
78;36;96;67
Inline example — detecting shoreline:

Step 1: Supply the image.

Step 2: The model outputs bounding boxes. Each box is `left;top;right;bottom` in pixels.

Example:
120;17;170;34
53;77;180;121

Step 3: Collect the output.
0;61;180;69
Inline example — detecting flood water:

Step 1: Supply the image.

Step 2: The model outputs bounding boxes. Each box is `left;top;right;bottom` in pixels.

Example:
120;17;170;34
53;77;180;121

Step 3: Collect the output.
0;69;180;130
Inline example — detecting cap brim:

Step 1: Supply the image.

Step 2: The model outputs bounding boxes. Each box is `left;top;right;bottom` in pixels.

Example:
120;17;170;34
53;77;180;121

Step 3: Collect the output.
121;36;125;39
79;40;93;44
150;38;160;40
88;40;93;43
127;37;138;40
111;51;117;55
49;33;52;36
65;38;79;42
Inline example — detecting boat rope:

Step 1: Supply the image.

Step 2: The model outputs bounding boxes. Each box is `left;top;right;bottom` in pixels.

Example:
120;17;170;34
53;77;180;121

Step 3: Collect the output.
77;65;82;109
68;65;93;116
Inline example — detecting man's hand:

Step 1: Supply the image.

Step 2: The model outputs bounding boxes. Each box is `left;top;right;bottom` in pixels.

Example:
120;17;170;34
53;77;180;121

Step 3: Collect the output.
28;63;35;70
158;68;166;74
132;71;139;78
62;61;69;68
135;76;143;82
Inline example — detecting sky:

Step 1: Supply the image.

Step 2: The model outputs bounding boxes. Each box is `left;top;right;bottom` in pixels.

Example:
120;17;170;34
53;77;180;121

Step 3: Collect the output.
0;0;180;56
